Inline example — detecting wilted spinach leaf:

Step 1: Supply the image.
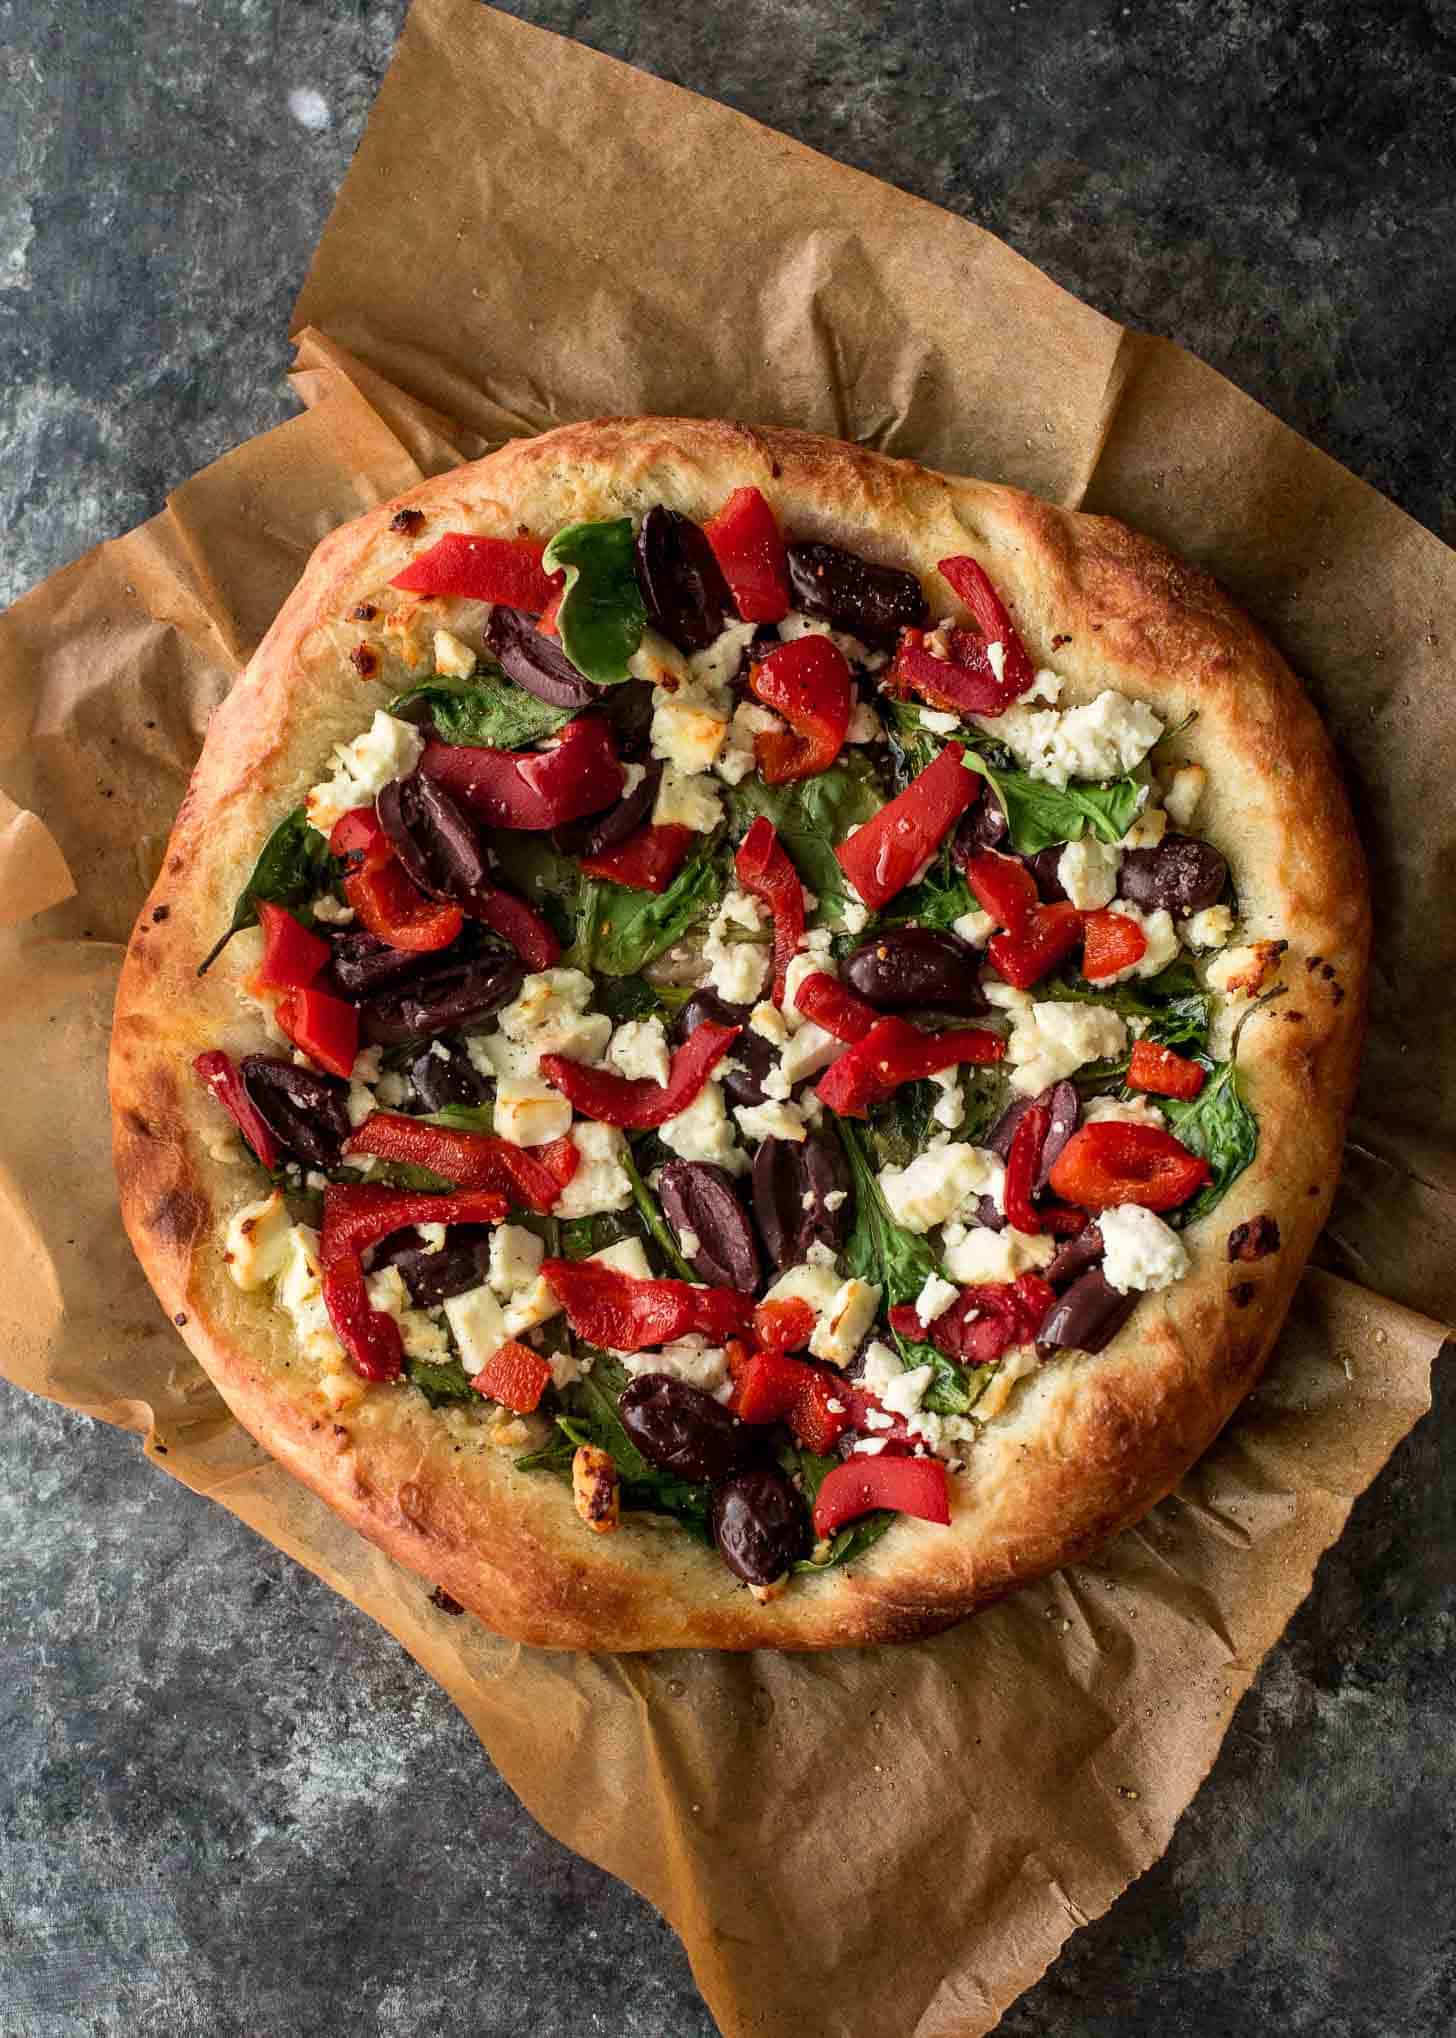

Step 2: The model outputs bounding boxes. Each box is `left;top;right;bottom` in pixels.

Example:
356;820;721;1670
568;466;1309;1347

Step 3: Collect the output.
1164;1059;1258;1226
388;671;570;749
622;1141;699;1281
198;807;335;975
543;519;647;686
837;1120;937;1306
405;1356;476;1408
964;749;1142;854
727;754;884;926
591;842;725;976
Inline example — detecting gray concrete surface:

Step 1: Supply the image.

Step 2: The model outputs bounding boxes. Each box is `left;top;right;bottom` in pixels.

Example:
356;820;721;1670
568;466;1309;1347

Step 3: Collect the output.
2;3;1453;2033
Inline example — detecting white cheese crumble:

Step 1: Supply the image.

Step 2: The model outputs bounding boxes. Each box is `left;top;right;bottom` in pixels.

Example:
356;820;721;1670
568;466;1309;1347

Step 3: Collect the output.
444;1283;508;1376
305;711;424;836
930;1067;964;1130
433;627;477;679
808;1277;882;1367
487;1224;544;1299
365;1265;452;1365
749;1002;790;1048
1184;903;1235;950
651;688;730;776
716;699;784;787
1098;1203;1190;1293
606;1017;671;1088
1163;764;1207;829
703;888;772;1005
1120;804;1167;850
621;1334;733;1402
942;1225;1057;1284
1100;898;1180;983
688;619;759;694
654;762;724;833
627;628;690;690
224;1192;293;1291
877;1144;1005;1233
776;608;887;672
763;1263;842;1319
554;1121;634;1217
952;907;997;948
310;892;355;925
1005;1001;1127;1095
494;1074;573;1148
1084;1094;1167;1130
735;1099;808;1144
659;1079;747;1175
494;968;612;1074
1056;836;1122;910
914;1271;959;1327
779;1020;845;1087
589;1238;654;1282
919;706;961;735
975;688;1163;790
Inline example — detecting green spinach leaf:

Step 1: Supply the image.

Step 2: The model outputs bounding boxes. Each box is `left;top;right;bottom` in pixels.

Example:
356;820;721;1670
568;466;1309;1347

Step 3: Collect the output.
560;1210;641;1259
727;754;884;926
543;519;647;685
963;749;1142;855
387;671;571;749
198;807;335;975
1164;1059;1258;1227
774;1443;893;1572
405;1357;476;1408
595;973;694;1024
591;842;725;977
836;1119;937;1306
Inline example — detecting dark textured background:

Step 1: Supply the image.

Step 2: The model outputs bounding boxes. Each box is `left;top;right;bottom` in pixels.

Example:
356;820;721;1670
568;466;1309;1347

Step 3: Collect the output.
2;4;1452;2033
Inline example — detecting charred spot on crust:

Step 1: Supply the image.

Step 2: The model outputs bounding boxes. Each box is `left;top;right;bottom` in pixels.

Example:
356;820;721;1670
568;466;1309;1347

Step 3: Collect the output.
150;904;169;923
350;644;379;679
1229;1281;1257;1308
390;507;425;535
173;1311;188;1327
123;1107;154;1142
351;602;378;622
147;1186;208;1249
429;1586;464;1616
1228;1215;1281;1262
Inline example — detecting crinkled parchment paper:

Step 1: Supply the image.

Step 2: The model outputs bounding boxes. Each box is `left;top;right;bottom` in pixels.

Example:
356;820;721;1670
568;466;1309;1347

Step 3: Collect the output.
0;5;1450;2033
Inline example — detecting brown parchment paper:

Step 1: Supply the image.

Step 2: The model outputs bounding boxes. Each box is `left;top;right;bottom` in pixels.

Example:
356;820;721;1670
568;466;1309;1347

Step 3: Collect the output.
1;4;1452;2033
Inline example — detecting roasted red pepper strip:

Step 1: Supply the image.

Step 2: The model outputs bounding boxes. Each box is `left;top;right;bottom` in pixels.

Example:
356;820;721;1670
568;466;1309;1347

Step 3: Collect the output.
192;1050;282;1171
275;987;359;1080
792;970;877;1043
419;715;623;832
253;901;330;991
965;849;1038;933
1081;909;1148;983
579;821;695;893
465;881;562;970
1004;1103;1051;1235
319;1183;510;1383
814;1014;1004;1118
1128;1039;1206;1101
701;487;791;623
344;1112;579;1213
390;532;562;613
734;817;805;1005
748;636;852;783
734;1350;849;1454
887;626;1029;719
935;555;1037;698
751;1297;817;1353
330;808;463;955
539;1018;738;1130
475;1340;553;1413
888;1272;1055;1367
540;1259;753;1352
986;901;1085;990
1048;1122;1211;1213
833;744;981;912
812;1456;950;1539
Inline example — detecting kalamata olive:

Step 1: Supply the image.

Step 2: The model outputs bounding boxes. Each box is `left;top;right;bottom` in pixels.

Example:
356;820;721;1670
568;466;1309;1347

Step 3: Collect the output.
371;1224;493;1307
484;605;599;709
408;1040;486;1113
634;506;731;654
327;929;440;999
970;1194;1005;1234
1036;1268;1137;1357
361;952;526;1044
1027;846;1068;902
843;928;987;1017
1118;833;1228;917
953;786;1008;858
239;1055;353;1169
659;1161;761;1292
552;759;662;859
1043;1224;1105;1290
785;541;928;652
377;769;487;901
985;1080;1080;1191
619;1374;746;1482
675;991;776;1108
752;1129;852;1269
712;1468;809;1585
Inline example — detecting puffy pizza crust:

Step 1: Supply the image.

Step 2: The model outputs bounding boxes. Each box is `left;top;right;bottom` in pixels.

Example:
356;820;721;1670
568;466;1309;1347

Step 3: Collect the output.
110;419;1369;1650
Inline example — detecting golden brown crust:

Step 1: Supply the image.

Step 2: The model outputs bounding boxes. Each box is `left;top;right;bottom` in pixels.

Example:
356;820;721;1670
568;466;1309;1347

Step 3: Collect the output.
110;418;1369;1650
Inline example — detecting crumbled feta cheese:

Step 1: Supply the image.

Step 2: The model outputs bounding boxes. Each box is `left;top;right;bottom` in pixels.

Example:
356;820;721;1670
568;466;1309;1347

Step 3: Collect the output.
952;907;997;948
622;1333;733;1401
982;978;1033;1015
366;1264;452;1364
930;1067;964;1130
763;1262;842;1322
716;699;784;786
494;1074;573;1148
654;762;724;833
495;968;612;1072
853;1437;889;1456
660;1079;747;1175
501;1273;564;1339
1207;940;1284;996
305;711;424;836
346;1075;377;1129
1056;836;1122;910
688;619;759;694
224;1192;292;1291
1006;1001;1127;1095
1102;898;1180;982
735;1099;808;1144
1098;1203;1189;1293
877;1144;1005;1232
823;1189;847;1212
782;947;833;1027
919;706;961;734
376;1070;410;1108
589;1238;654;1281
971;1342;1039;1422
433;627;477;679
444;1283;509;1376
274;1224;348;1373
487;1223;544;1299
779;1020;845;1087
808;1277;882;1367
651;689;730;776
627;628;690;690
1120;804;1167;850
749;1002;790;1048
840;897;871;936
777;608;886;672
678;1227;701;1257
985;640;1006;683
975;689;1163;790
1084;1094;1167;1130
942;1226;1056;1283
1163;764;1206;829
415;1222;447;1254
606;1017;671;1088
704;888;772;1005
914;1272;959;1327
310;892;355;925
554;1121;635;1217
1184;903;1235;951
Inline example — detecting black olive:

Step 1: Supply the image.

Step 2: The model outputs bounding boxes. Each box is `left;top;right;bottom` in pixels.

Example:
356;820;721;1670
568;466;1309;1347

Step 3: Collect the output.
239;1056;353;1170
618;1374;746;1482
552;759;662;859
1027;846;1068;902
483;605;599;709
785;541;927;651
1036;1268;1137;1357
712;1468;809;1585
408;1040;486;1113
326;929;440;1000
843;928;987;1016
675;991;776;1108
371;1225;493;1307
985;1080;1081;1191
634;506;731;654
1119;834;1228;917
1043;1224;1105;1290
377;769;487;901
752;1129;851;1270
658;1161;761;1292
953;785;1009;858
361;952;526;1044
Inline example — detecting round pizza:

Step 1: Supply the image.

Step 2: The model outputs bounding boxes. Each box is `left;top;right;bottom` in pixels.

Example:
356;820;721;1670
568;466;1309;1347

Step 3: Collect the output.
110;419;1368;1650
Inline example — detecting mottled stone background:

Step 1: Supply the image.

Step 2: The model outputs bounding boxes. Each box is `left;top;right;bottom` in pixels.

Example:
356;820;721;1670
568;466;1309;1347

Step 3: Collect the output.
1;4;1452;2034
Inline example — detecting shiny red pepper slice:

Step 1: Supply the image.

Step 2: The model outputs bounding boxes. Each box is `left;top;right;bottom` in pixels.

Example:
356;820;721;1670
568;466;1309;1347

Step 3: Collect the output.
1081;908;1147;983
275;986;359;1080
465;881;562;970
538;1018;738;1130
734;815;805;1005
792;970;877;1043
1048;1121;1212;1213
747;636;852;783
579;821;695;892
344;1112;579;1213
888;1272;1055;1366
1127;1039;1206;1101
986;901;1085;990
751;1297;818;1352
475;1340;553;1413
419;715;623;832
319;1183;510;1382
540;1259;754;1352
1001;1105;1086;1237
812;1455;950;1539
389;533;562;614
734;1350;850;1454
887;626;1029;719
253;901;330;991
965;849;1038;933
701;486;791;623
935;555;1038;698
833;744;981;912
814;1014;1004;1118
330;808;463;955
192;1050;282;1171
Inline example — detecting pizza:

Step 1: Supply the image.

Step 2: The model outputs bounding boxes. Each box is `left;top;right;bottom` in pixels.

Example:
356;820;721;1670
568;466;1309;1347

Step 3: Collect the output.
110;419;1368;1650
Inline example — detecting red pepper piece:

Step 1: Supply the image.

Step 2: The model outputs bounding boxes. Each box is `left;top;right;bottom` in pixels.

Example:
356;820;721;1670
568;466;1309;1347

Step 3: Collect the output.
539;1018;738;1130
475;1339;553;1414
965;849;1038;933
701;486;791;623
986;901;1085;990
419;715;623;832
319;1183;510;1382
792;970;877;1043
465;882;562;970
328;807;390;867
887;626;1029;719
192;1050;282;1171
275;987;359;1080
389;532;562;614
253;901;330;992
814;1014;1004;1118
935;555;1037;700
733;1350;851;1454
1048;1122;1212;1213
734;817;805;1005
752;1297;817;1353
812;1455;950;1539
793;1369;853;1454
1128;1040;1207;1101
748;636;853;783
330;808;463;955
833;744;981;912
579;821;695;892
344;1112;578;1213
888;1272;1056;1367
1081;908;1147;983
540;1259;753;1352
1004;1103;1050;1234
536;587;564;637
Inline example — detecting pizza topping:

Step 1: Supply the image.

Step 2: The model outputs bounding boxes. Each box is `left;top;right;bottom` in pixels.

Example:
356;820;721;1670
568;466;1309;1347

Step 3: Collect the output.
345;1112;579;1211
579;821;696;893
356;949;527;1044
793;968;878;1042
835;743;981;911
634;505;732;655
304;711;425;838
1047;1121;1212;1213
1128;1039;1206;1100
1118;832;1228;917
674;990;775;1108
815;1014;1004;1119
274;986;359;1080
888;1272;1054;1366
330;807;465;956
473;1339;553;1414
811;1455;950;1539
1003;1105;1087;1237
618;1372;749;1482
974;680;1164;790
376;770;487;900
657;1160;762;1292
236;1054;353;1169
371;1224;494;1308
987;901;1085;990
843;927;988;1017
752;1129;853;1270
701;487;792;624
1096;1204;1190;1292
482;604;600;710
734;816;805;1004
713;1469;811;1586
1080;907;1148;982
572;1444;621;1534
195;1051;285;1171
320;1183;510;1383
552;758;662;859
390;532;562;613
252;901;331;993
786;541;928;651
746;636;853;783
419;714;624;831
1035;1267;1139;1356
540;1016;737;1130
465;882;562;971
